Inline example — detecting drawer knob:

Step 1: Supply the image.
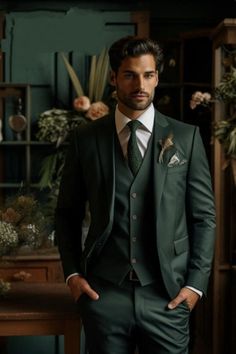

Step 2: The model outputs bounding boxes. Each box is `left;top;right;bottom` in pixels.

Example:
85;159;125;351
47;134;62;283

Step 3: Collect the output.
12;271;32;281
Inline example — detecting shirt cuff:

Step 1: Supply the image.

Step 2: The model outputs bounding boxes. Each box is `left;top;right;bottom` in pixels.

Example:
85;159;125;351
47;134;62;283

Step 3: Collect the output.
66;273;80;285
185;286;203;298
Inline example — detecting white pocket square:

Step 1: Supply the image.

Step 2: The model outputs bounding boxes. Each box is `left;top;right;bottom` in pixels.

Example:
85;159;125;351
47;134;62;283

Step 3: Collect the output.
168;152;187;167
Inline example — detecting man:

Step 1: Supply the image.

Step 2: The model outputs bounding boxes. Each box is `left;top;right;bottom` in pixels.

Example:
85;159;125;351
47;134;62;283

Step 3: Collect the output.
55;36;216;354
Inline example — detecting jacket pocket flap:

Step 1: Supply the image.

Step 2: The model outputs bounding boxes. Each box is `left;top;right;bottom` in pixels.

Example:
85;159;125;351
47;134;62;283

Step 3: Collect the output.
167;164;188;174
174;236;189;255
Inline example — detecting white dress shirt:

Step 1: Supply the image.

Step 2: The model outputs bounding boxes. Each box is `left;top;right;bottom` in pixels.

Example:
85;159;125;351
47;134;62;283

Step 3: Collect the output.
115;103;154;159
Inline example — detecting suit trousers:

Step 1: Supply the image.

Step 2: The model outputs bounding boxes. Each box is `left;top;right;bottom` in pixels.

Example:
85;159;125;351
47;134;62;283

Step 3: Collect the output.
77;276;190;354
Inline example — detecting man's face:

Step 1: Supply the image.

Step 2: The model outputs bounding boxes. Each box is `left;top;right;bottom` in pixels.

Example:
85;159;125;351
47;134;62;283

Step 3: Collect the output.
111;54;158;119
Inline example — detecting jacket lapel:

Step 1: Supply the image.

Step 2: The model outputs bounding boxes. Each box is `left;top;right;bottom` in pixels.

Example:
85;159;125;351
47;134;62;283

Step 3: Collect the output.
95;115;116;219
153;111;171;214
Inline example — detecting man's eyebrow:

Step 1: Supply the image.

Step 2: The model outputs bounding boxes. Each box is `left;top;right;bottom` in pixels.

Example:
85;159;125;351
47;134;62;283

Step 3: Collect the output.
122;70;156;74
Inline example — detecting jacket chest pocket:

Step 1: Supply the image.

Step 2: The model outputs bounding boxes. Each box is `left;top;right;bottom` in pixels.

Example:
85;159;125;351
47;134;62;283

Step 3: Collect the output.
167;164;188;175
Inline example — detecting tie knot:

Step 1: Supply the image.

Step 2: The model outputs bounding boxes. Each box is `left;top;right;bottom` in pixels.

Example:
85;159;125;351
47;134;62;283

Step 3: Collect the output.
127;120;142;133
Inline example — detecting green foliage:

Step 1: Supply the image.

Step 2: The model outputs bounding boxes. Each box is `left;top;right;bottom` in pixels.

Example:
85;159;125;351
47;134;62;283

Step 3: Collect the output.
214;116;236;158
0;279;11;298
214;67;236;158
215;67;236;103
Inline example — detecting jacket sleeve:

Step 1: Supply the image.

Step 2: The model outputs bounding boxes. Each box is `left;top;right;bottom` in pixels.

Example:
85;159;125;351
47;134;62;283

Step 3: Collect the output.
55;129;87;280
186;126;216;295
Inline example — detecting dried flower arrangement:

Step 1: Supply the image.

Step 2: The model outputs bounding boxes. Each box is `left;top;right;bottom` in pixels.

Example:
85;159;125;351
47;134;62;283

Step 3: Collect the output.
37;109;87;148
0;194;47;255
37;49;110;146
36;49;114;223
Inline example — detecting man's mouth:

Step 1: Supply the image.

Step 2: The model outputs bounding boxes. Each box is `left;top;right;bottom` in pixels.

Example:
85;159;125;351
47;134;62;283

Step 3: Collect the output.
131;92;148;98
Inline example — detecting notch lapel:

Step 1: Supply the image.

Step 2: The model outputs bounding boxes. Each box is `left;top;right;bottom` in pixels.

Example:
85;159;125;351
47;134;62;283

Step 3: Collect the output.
153;111;171;215
95;115;116;220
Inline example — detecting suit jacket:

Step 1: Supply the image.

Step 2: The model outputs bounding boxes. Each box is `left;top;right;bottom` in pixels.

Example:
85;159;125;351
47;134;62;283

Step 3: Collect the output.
55;109;216;298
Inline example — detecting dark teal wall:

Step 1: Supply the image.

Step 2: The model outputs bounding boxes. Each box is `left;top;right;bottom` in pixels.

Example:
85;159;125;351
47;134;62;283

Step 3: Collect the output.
0;0;234;19
1;1;234;42
1;8;136;128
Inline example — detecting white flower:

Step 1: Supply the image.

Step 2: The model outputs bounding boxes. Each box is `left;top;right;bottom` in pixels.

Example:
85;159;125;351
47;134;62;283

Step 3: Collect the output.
0;221;18;255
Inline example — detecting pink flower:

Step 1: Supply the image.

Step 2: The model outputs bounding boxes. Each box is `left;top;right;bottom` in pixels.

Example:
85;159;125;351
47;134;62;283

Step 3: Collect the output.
190;99;198;110
85;101;109;120
202;92;211;102
73;96;91;112
190;91;212;109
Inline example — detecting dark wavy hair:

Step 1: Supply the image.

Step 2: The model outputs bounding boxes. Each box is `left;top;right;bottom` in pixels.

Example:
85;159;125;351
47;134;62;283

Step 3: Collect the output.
108;36;163;73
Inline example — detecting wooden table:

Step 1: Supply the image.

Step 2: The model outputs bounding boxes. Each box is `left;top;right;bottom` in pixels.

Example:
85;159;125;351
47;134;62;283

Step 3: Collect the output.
0;248;64;283
0;283;81;354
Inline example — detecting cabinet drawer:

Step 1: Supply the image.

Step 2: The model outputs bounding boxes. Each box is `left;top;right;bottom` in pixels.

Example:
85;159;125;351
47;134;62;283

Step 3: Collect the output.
0;267;48;282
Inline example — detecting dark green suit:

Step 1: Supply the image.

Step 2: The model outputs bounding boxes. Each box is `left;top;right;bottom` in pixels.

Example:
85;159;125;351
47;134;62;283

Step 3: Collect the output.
56;109;216;353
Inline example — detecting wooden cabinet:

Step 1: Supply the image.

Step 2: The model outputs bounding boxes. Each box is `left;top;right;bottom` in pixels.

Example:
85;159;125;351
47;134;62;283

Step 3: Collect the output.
155;21;236;354
0;248;64;283
180;19;236;354
211;18;236;354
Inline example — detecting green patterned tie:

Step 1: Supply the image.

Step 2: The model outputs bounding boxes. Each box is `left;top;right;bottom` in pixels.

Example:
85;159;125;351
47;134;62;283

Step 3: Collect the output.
127;120;142;175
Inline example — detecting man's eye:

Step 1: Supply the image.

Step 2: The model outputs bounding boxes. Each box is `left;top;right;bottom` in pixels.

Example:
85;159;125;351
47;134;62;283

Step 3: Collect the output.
124;73;134;79
145;73;155;79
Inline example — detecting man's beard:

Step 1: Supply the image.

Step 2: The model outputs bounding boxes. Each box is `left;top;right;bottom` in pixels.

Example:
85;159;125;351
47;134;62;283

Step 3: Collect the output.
117;90;154;111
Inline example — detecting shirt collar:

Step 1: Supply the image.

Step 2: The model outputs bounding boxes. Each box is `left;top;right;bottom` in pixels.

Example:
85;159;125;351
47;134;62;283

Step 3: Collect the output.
115;103;155;134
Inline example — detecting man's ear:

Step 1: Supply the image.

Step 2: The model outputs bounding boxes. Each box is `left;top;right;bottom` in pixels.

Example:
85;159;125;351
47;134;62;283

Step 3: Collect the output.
110;70;116;87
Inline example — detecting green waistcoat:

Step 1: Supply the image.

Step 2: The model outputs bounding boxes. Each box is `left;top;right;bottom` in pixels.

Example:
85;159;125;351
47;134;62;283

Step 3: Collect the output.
90;131;161;286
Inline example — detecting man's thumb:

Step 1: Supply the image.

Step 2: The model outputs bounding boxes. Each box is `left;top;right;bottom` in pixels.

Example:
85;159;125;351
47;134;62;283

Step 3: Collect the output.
168;296;182;310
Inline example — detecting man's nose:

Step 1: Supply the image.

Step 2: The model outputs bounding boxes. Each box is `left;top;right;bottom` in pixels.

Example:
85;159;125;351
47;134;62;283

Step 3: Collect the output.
135;76;145;90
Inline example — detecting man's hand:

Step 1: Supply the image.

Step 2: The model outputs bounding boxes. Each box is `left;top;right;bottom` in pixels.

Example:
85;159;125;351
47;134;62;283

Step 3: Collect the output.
168;287;200;311
68;275;99;302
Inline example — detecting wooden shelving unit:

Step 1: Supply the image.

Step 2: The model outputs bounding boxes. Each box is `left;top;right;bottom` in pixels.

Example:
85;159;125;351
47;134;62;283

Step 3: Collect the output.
0;84;31;202
211;18;236;354
155;21;236;354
